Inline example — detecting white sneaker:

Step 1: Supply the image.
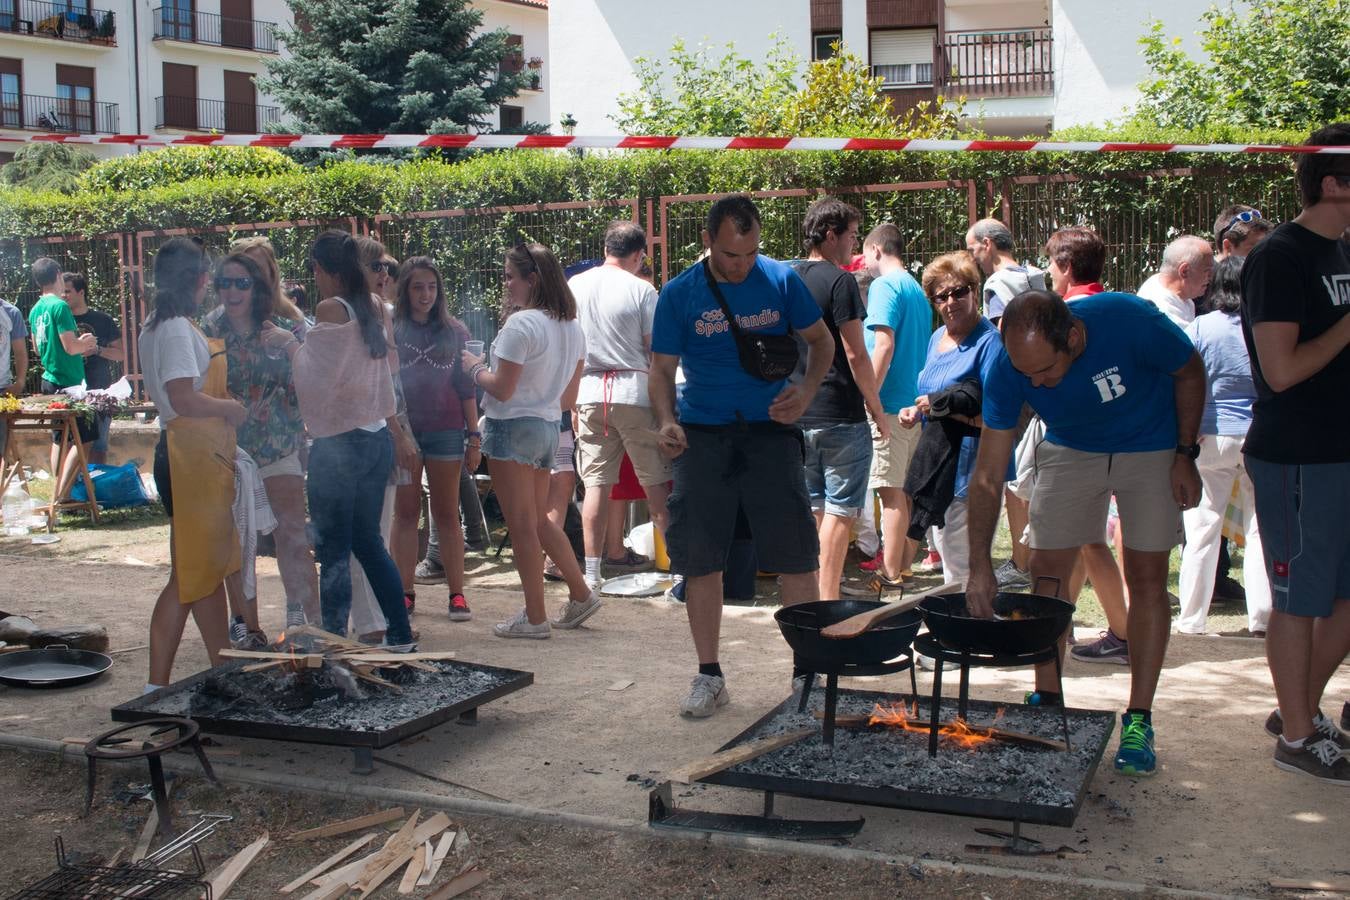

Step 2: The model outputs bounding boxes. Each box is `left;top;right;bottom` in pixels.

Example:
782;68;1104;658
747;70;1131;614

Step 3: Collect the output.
680;674;730;718
551;592;603;629
492;609;551;640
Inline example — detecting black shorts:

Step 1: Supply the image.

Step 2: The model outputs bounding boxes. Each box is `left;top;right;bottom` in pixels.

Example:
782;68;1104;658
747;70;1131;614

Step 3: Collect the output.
665;422;819;578
153;430;173;518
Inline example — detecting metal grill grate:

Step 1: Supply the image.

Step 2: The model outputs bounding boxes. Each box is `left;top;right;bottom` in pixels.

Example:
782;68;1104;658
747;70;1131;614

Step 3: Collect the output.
6;837;211;899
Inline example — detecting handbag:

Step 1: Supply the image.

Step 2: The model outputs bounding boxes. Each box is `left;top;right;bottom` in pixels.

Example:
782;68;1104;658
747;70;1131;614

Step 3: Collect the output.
702;259;799;382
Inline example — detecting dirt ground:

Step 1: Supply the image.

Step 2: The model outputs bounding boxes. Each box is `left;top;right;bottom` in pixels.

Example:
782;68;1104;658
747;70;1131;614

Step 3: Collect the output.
0;513;1345;898
0;749;1159;899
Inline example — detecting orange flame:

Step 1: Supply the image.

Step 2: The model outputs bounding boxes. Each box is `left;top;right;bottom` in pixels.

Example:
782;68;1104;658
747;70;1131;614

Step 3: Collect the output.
867;702;998;750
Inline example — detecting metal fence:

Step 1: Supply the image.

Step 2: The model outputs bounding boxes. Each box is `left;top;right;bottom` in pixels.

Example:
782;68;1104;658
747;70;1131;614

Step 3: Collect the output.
1;167;1298;396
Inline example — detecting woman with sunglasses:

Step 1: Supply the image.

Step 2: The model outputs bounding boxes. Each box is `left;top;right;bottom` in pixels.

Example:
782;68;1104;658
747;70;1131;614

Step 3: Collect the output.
202;252;319;636
230;236;308;335
898;251;1008;588
461;242;598;638
262;230;416;649
140;237;248;691
391;257;480;624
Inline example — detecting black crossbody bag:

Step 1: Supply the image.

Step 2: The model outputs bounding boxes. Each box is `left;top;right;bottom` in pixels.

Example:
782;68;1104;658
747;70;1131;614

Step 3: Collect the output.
702;259;800;382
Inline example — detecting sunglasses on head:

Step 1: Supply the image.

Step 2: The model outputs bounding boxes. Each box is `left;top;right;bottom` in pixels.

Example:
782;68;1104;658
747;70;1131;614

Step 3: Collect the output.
215;276;253;291
1216;209;1262;243
932;284;973;303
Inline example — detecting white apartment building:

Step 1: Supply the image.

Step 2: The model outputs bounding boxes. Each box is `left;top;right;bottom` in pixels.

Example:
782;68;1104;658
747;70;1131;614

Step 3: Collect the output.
0;0;548;159
549;0;1218;137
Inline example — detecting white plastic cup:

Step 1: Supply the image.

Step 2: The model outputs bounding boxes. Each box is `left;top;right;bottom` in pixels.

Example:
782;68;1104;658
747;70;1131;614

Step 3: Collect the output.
465;340;485;357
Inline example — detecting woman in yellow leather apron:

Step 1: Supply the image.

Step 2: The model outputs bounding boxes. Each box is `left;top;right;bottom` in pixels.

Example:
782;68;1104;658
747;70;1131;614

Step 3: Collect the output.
138;237;248;692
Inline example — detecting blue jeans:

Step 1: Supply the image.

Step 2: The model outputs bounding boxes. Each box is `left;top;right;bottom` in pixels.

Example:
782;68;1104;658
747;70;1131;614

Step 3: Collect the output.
308;428;412;645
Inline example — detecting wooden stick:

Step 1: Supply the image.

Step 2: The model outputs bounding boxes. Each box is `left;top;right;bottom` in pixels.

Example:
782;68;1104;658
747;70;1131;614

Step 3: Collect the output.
292;624;366;649
287;806;405;842
418;832;454;887
668;728;815;784
279;833;376;893
242;660;291;674
309;849;382;888
350;811;421;894
427;867;488;900
219;649;324;667
815;712;1068;751
298;881;352;900
338;651;458;663
351;812;451;898
1270;878;1350;892
208;832;270;899
352;669;404;693
820;581;962;639
398;842;427;893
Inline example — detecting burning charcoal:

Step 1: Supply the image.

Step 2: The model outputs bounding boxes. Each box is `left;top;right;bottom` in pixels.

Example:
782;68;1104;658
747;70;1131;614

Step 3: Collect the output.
380;664;418;686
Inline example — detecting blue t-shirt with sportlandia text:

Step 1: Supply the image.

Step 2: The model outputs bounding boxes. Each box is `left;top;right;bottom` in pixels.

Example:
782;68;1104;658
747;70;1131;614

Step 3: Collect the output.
864;269;932;414
652;255;822;424
982;293;1195;453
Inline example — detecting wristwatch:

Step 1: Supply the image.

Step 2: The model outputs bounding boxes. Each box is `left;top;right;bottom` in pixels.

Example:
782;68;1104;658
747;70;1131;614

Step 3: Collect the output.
1175;442;1200;460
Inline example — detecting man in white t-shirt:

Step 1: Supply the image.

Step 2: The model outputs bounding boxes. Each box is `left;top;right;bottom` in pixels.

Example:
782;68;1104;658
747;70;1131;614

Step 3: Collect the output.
570;221;671;587
1136;235;1213;328
965;218;1046;323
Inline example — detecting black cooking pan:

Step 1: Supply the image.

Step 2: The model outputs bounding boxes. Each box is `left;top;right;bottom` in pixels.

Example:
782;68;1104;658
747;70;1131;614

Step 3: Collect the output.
776;599;924;665
0;644;113;687
918;579;1074;656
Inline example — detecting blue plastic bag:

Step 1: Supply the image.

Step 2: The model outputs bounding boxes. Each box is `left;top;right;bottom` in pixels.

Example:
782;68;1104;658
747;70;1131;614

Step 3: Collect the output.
69;463;150;509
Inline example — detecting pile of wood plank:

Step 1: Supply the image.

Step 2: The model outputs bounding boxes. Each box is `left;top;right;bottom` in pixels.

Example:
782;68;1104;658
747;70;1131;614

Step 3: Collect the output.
281;807;485;899
218;625;457;693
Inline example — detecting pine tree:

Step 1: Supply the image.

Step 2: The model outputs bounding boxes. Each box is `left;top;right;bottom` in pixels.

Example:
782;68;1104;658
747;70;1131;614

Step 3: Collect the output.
258;0;531;134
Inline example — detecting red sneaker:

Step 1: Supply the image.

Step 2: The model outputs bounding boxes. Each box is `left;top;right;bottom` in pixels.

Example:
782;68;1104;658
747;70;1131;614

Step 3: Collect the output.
404;591;416;614
448;593;472;622
859;553;882;573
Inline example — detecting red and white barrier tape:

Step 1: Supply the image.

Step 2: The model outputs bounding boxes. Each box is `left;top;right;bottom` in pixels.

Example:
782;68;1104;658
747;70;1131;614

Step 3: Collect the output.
2;131;1349;153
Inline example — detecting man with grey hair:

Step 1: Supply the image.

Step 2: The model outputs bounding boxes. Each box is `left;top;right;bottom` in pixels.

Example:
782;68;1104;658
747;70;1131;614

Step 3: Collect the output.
965;218;1045;323
571;220;671;589
1137;235;1214;327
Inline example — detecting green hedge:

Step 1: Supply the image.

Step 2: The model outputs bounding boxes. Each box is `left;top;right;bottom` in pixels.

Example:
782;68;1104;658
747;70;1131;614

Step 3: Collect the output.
0;124;1310;239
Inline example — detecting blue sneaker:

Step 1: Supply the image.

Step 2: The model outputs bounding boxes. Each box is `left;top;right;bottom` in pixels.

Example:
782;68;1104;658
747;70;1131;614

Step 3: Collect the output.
1114;712;1156;777
1023;691;1063;707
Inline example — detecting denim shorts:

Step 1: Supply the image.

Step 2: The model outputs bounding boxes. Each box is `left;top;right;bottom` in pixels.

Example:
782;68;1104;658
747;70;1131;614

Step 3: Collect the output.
482;416;558;470
802;420;872;515
413;427;465;462
666;422;819;578
1246;455;1350;618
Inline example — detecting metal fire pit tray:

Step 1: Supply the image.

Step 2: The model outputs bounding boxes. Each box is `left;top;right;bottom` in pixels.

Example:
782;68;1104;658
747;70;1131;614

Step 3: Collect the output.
696;688;1115;828
110;658;533;751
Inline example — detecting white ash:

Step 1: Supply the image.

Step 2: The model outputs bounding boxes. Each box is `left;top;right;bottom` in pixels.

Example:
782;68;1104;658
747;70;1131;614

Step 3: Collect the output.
135;662;514;734
728;689;1112;810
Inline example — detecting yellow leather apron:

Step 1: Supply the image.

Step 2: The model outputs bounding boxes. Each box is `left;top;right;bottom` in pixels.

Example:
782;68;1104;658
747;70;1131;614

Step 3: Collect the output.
167;335;240;604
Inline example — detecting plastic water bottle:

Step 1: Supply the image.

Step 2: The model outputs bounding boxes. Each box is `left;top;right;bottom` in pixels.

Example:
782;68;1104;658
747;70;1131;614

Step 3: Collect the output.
3;480;32;537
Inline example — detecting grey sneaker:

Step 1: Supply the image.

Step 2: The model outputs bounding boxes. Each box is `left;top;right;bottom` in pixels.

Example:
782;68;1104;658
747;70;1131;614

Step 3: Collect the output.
229;616;248;647
492;609;550;640
1274;736;1350;784
1264;708;1350;753
414;558;446;585
1070;630;1130;665
285;607;307;629
551;592;603;630
680;674;730;718
995;559;1031;590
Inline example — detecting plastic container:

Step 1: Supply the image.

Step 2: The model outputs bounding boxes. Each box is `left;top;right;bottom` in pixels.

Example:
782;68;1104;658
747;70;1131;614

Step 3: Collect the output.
3;480;34;537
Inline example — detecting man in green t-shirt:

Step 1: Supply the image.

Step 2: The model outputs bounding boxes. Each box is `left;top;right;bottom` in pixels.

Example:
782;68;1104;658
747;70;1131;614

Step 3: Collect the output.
26;257;97;500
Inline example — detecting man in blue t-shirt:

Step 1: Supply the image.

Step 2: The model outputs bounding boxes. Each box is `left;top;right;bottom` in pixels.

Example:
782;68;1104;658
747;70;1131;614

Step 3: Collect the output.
966;290;1205;778
860;223;932;591
650;194;833;720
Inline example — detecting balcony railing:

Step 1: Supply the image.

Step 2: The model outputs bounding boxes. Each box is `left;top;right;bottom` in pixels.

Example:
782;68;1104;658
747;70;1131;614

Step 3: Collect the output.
155;95;281;133
1;0;116;45
0;91;119;133
152;6;277;53
940;28;1053;98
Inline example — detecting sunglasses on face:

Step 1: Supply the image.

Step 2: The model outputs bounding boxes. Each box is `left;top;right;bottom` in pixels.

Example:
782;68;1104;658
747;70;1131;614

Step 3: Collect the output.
215;276;253;291
931;284;973;304
370;261;397;275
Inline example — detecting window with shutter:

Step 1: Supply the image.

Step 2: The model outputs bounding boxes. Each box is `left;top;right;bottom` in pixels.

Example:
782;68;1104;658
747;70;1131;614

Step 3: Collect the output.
869;28;935;86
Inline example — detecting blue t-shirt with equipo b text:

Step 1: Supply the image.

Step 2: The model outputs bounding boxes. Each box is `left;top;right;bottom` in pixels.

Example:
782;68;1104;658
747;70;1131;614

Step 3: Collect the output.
982;293;1196;453
652;255;822;424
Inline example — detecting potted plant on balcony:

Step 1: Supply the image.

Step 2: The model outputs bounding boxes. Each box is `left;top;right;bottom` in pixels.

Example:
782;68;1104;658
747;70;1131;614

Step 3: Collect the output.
527;57;542;90
92;11;115;43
